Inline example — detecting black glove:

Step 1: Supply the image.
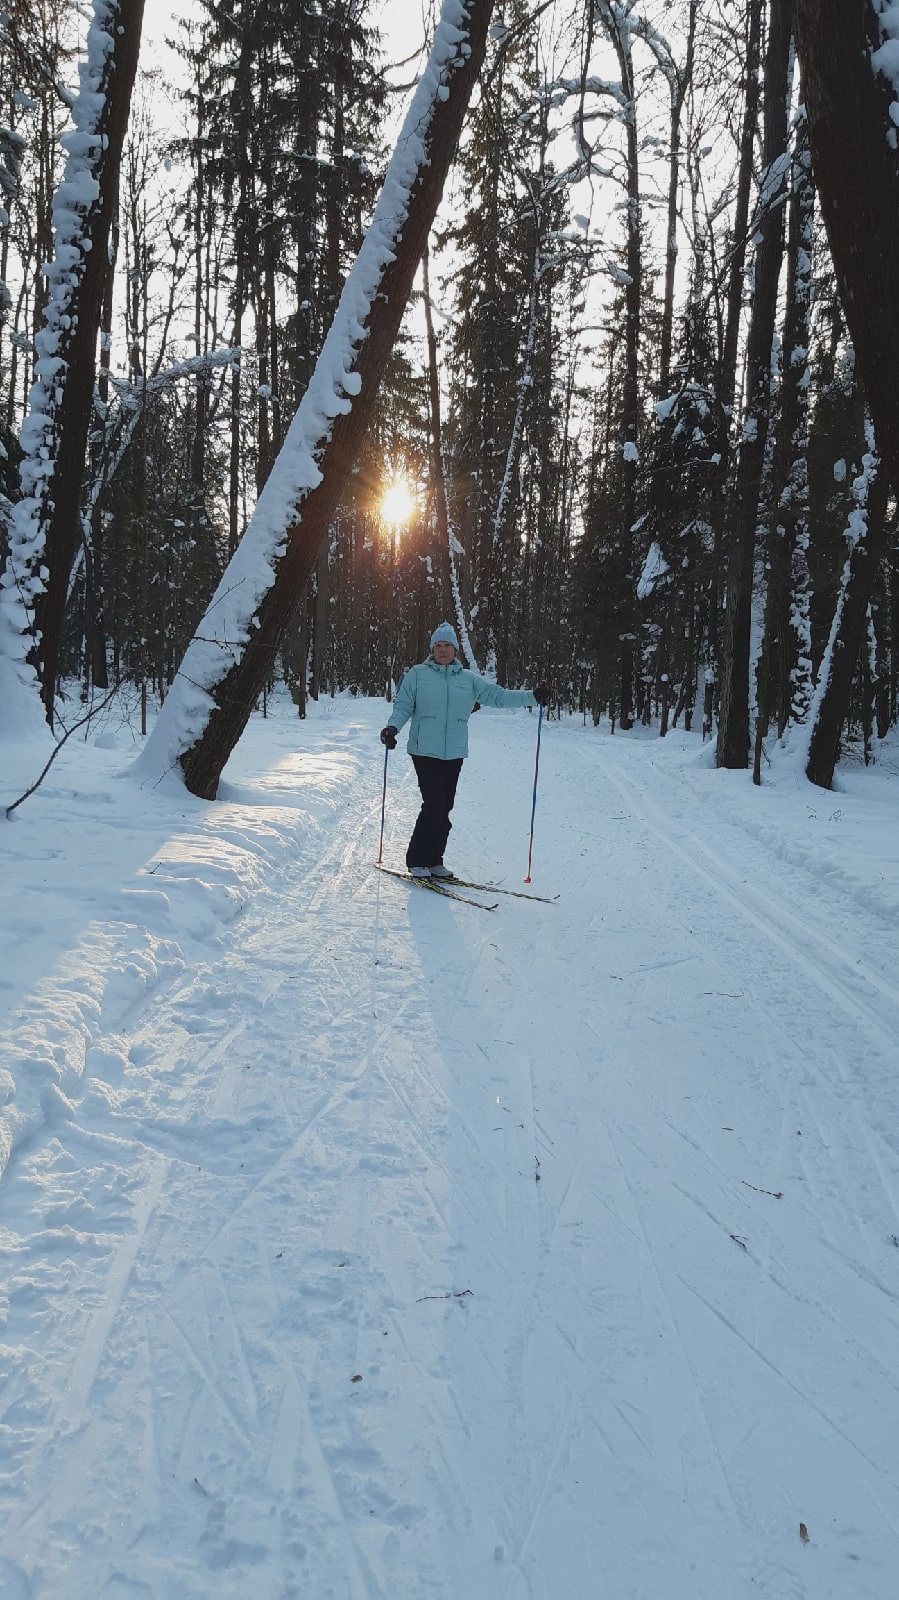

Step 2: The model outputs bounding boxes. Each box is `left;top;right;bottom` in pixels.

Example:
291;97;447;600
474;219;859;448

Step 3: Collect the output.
533;681;550;707
380;726;398;749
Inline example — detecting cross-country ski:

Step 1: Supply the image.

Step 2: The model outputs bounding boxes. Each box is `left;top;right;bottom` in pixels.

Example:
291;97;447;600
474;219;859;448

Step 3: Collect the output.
376;862;500;909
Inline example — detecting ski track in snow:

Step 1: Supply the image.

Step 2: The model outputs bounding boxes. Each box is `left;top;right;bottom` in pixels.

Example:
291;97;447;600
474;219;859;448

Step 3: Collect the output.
1;700;899;1598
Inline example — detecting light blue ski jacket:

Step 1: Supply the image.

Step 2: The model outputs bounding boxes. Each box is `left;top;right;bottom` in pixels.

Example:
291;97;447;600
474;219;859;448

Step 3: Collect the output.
389;658;536;760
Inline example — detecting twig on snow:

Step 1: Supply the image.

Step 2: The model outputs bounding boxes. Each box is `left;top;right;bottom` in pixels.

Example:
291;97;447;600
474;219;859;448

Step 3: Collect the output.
416;1289;473;1303
5;687;118;818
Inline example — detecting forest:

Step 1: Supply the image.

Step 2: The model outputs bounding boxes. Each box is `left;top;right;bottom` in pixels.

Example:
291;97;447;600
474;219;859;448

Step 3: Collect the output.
2;0;898;796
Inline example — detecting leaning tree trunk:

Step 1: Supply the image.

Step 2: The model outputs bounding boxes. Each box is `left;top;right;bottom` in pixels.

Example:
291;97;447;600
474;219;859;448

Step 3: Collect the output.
139;0;494;800
716;0;791;769
0;0;146;727
792;0;899;497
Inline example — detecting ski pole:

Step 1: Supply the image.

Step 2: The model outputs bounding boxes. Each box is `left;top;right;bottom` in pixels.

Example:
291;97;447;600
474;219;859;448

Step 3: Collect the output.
524;701;544;883
377;740;390;865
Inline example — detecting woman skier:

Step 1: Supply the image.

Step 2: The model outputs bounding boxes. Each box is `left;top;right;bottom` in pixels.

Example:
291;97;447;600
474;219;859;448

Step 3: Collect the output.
380;622;549;879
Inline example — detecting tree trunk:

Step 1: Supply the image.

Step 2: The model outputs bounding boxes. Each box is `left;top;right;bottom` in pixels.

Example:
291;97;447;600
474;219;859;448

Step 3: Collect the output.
806;458;887;788
2;0;146;726
598;0;642;730
716;0;791;768
422;244;475;665
780;104;815;732
754;98;816;758
658;1;697;394
84;212;118;694
792;0;899;497
703;0;763;740
143;0;494;799
310;540;328;700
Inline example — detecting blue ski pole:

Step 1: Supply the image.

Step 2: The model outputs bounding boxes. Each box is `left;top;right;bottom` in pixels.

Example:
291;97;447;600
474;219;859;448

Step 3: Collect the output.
524;701;544;882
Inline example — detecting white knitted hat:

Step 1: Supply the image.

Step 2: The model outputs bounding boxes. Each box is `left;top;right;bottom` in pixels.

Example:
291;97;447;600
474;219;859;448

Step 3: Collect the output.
430;622;460;650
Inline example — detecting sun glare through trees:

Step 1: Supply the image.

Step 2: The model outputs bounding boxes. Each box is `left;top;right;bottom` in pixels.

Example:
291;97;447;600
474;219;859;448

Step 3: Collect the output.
380;478;417;531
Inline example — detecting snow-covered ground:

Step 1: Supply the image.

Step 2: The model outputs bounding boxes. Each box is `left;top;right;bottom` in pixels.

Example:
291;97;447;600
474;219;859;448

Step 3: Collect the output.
2;694;899;1600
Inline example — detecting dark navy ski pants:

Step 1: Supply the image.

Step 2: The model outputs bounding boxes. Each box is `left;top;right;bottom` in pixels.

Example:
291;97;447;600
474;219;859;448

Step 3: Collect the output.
406;755;464;869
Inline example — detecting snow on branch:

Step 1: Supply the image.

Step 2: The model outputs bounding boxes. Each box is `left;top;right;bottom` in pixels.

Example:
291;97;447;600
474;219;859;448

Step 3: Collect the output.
627;10;679;97
544;75;629;112
872;1;899;120
105;347;240;404
91;348;239;524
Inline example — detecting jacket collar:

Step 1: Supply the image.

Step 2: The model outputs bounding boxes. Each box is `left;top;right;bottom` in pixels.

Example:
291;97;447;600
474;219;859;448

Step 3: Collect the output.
425;656;462;674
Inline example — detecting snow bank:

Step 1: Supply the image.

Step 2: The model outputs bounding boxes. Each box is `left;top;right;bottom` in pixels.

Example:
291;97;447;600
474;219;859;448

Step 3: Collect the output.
0;695;357;1179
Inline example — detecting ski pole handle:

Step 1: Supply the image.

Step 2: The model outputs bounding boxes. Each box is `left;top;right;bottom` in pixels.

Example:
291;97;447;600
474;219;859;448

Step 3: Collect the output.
377;741;390;865
524;701;543;882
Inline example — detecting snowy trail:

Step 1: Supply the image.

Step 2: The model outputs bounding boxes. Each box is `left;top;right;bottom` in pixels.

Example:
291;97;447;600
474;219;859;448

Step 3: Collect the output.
2;701;899;1598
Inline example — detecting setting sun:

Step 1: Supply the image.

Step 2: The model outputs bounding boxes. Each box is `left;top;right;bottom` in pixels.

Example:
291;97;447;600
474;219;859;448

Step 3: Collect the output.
380;478;416;528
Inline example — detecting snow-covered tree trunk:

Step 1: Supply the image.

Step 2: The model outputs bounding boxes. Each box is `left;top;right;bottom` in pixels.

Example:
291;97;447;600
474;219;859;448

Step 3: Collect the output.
804;440;887;789
0;119;25;550
716;0;791;769
139;0;494;800
0;0;146;728
779;103;814;732
792;0;899;497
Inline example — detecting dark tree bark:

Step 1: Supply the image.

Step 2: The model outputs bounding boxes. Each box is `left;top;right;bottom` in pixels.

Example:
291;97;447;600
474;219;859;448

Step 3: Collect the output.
791;0;899;782
792;0;899;491
598;0;642;730
754;98;815;775
702;0;763;741
716;0;791;768
806;465;888;788
169;0;495;799
28;0;146;724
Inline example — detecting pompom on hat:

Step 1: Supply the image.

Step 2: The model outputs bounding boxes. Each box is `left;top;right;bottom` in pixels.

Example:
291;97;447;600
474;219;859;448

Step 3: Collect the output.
430;622;460;650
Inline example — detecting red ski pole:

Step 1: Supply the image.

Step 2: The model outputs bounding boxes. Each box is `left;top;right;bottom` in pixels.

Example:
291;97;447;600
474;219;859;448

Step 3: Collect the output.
377;741;390;865
524;701;544;883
